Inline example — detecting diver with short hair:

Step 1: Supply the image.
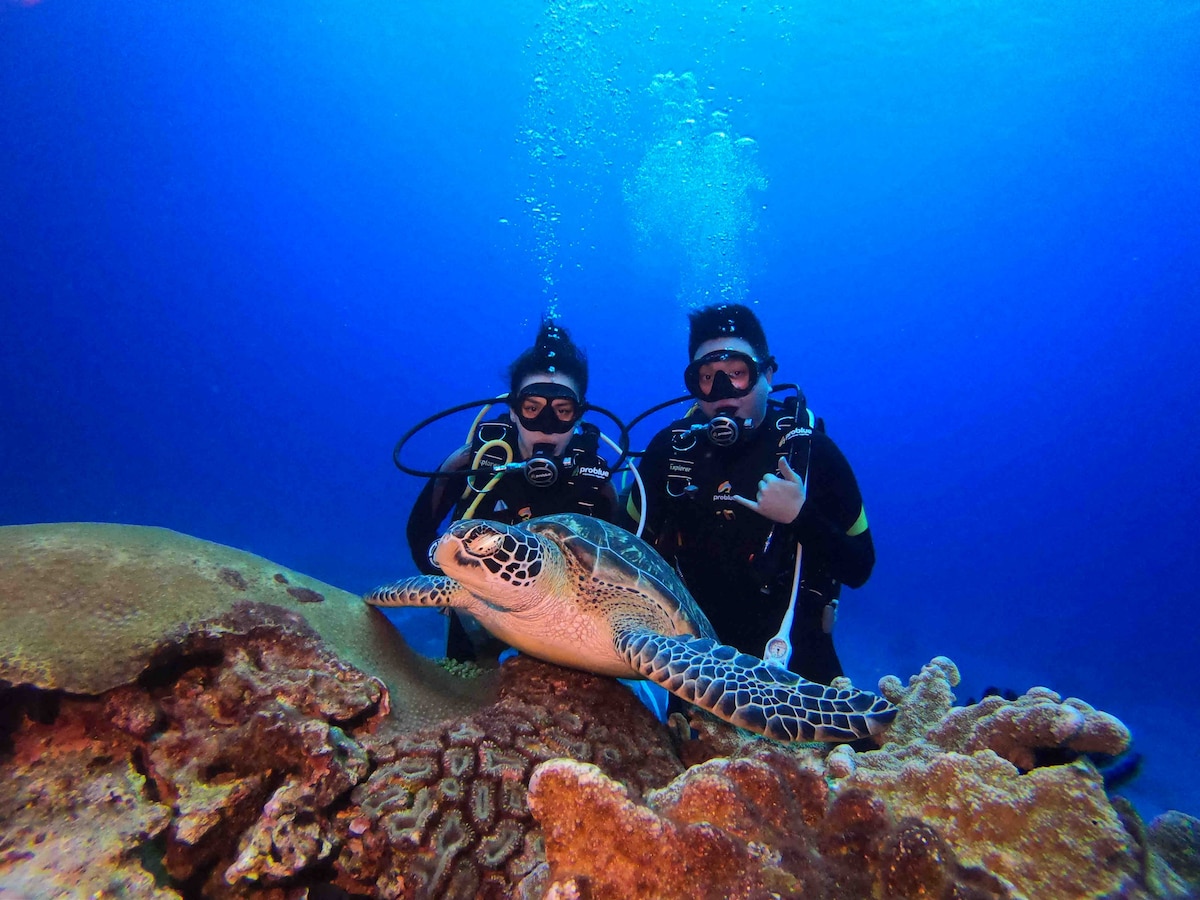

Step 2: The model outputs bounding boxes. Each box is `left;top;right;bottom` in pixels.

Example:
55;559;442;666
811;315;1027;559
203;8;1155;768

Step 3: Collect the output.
625;303;874;685
405;317;618;662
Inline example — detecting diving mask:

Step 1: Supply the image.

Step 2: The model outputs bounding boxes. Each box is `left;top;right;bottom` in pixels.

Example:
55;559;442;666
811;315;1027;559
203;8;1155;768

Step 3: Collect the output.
512;382;581;435
684;349;774;402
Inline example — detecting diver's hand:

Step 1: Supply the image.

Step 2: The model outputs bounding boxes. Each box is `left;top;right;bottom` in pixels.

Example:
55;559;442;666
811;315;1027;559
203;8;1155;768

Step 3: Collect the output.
733;457;807;524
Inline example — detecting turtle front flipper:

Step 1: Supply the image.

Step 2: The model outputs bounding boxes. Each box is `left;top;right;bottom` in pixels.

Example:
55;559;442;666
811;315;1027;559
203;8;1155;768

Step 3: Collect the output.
365;575;474;610
616;630;897;743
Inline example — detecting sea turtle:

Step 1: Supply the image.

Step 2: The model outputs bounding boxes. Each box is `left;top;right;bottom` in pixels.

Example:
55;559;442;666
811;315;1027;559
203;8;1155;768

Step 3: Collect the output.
366;513;896;742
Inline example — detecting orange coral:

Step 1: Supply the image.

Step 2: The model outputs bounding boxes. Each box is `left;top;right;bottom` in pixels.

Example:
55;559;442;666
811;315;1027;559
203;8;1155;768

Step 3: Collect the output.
842;746;1138;899
833;656;1141;899
528;748;1011;900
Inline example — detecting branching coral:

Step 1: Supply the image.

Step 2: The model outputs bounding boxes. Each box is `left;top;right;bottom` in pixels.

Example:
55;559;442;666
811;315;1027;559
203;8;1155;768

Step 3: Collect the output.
877;656;962;747
877;657;1130;767
925;688;1130;769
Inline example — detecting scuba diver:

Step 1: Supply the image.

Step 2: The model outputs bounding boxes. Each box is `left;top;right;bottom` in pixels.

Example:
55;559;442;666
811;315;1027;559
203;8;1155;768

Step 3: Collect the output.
401;317;620;663
623;303;874;685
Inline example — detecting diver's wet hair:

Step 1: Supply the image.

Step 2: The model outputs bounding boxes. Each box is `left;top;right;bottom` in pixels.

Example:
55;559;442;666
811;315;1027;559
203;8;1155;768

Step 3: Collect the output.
687;303;772;363
508;317;589;398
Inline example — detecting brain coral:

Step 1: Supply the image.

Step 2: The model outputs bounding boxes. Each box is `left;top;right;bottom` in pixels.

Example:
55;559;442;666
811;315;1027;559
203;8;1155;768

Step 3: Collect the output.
0;522;492;731
332;654;684;900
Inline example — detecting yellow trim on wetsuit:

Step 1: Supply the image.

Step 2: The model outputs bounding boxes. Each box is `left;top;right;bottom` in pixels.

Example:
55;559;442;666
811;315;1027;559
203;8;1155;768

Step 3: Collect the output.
847;505;869;537
460;438;513;519
625;490;642;525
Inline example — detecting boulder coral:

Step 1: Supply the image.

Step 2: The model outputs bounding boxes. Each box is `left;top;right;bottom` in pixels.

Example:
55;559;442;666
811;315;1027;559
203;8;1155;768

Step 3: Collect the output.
0;522;493;731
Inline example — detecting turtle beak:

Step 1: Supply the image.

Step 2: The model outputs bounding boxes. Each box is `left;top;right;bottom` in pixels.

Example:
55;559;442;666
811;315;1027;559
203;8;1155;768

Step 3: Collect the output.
430;532;468;572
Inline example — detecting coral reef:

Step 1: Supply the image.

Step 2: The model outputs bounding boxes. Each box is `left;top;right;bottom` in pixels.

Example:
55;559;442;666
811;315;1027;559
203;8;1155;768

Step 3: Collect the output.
0;522;493;731
0;522;498;896
829;657;1140;899
3;523;1197;900
528;748;1011;899
654;656;1180;900
0;701;174;899
332;654;683;900
1;594;678;898
1149;811;1200;887
0;624;387;897
877;656;1131;767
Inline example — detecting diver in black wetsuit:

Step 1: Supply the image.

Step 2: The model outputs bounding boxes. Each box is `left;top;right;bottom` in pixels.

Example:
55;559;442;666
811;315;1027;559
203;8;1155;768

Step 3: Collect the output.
626;303;873;685
406;317;617;662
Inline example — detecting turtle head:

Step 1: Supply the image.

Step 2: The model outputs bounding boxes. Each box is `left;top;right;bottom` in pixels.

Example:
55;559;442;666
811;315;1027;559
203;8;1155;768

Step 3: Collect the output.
432;519;546;596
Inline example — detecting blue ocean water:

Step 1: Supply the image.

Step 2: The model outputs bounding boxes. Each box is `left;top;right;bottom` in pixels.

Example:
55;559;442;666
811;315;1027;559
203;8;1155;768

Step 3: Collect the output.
2;0;1197;821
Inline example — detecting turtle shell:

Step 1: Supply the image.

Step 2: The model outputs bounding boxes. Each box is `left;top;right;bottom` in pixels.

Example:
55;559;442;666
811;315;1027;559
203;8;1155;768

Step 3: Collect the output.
525;513;718;641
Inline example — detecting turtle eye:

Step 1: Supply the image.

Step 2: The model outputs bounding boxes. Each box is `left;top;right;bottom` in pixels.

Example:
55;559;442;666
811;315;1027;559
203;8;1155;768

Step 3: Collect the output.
461;526;505;559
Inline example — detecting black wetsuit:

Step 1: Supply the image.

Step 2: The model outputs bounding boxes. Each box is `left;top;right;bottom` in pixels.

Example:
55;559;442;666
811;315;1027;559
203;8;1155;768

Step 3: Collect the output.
406;417;616;660
631;398;873;684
